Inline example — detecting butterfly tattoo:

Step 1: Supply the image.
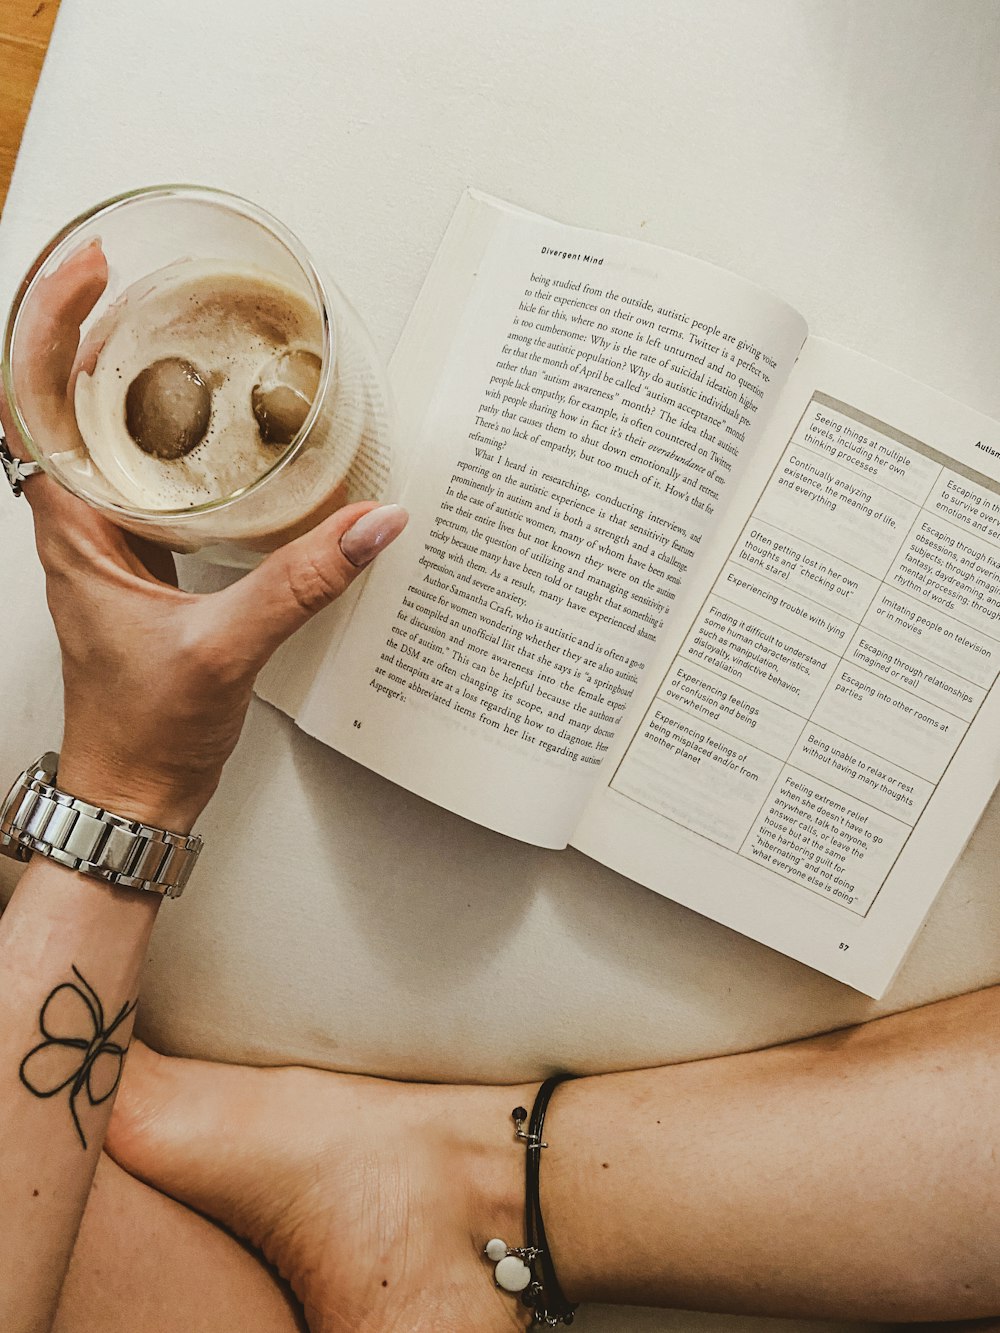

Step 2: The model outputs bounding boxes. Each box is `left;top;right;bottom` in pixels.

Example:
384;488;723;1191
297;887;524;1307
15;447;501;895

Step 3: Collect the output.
19;965;137;1150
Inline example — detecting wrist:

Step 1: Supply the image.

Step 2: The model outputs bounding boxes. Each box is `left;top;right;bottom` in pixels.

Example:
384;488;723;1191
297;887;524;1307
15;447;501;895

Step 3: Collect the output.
56;754;213;834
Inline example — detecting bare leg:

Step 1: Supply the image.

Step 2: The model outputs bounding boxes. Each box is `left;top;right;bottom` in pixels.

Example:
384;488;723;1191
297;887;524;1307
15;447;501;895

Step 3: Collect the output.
107;986;1000;1330
543;983;1000;1319
52;1153;303;1333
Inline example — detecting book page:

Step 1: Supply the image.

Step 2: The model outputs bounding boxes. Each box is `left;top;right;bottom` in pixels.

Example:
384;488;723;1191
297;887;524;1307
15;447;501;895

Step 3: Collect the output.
574;338;1000;995
256;191;502;718
294;194;806;846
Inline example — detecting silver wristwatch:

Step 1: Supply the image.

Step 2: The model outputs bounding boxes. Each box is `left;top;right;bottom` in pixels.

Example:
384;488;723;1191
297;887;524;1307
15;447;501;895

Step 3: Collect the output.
0;753;201;898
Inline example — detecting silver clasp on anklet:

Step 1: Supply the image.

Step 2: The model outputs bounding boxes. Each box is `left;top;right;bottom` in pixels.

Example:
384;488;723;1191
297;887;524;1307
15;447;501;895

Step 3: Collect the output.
512;1105;548;1150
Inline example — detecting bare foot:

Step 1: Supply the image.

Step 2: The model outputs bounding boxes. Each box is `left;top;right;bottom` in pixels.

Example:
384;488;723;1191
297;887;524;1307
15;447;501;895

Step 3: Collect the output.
107;1044;534;1332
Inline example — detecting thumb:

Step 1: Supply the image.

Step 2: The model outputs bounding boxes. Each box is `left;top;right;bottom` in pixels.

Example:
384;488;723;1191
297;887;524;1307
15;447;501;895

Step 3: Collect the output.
217;501;408;664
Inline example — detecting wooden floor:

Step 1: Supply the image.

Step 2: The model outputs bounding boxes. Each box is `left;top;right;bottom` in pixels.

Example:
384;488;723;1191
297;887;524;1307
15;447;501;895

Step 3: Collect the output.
0;0;60;214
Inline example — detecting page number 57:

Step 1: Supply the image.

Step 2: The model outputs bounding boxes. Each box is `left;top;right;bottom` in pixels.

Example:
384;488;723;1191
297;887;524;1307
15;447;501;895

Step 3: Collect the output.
838;942;850;951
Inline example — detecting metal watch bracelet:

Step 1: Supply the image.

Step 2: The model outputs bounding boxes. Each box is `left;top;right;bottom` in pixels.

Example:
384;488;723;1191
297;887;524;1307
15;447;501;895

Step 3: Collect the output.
0;753;201;899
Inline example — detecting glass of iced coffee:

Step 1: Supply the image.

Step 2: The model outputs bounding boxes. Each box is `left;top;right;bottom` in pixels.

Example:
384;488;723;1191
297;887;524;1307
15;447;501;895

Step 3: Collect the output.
2;186;394;563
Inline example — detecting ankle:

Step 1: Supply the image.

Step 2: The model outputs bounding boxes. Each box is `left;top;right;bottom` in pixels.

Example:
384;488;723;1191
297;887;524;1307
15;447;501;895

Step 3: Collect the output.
462;1077;585;1327
445;1082;536;1256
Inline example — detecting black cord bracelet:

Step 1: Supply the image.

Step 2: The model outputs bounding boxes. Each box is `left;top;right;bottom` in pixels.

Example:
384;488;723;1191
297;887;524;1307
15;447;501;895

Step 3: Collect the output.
483;1073;579;1327
520;1074;578;1325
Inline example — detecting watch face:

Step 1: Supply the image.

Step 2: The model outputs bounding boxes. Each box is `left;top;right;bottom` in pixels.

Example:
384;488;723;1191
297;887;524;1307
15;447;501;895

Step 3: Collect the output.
0;766;30;856
0;754;57;860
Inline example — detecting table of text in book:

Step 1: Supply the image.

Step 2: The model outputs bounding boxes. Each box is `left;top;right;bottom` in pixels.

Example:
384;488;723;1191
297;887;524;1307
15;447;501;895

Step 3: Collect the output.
612;394;1000;913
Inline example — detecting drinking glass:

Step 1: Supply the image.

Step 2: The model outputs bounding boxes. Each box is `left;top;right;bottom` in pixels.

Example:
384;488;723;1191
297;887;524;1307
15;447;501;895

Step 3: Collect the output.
2;185;394;564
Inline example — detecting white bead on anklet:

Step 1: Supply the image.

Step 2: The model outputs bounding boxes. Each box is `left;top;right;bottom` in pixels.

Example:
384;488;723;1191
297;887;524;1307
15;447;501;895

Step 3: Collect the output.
495;1255;532;1293
483;1238;534;1293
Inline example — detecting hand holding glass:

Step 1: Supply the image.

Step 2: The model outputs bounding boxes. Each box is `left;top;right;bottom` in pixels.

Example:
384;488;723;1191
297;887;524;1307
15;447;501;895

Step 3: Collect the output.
2;186;394;564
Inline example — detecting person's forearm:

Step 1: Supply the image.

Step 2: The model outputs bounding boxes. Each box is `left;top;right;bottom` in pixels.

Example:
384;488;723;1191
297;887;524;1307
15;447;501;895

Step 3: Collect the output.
0;857;159;1333
544;984;1000;1321
0;236;403;1333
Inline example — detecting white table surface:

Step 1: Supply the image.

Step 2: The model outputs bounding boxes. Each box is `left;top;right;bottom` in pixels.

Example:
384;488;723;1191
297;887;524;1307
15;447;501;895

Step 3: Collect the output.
2;3;999;1329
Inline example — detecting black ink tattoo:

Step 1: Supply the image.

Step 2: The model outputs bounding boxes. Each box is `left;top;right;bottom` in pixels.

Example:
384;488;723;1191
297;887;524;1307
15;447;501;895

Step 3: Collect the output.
19;965;137;1150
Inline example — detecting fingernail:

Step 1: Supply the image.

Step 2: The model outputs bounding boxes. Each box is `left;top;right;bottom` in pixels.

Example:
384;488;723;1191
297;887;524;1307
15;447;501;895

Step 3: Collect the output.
63;237;102;262
340;504;408;568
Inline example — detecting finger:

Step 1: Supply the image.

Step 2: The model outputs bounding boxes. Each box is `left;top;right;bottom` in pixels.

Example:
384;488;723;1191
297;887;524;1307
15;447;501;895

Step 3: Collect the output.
1;245;157;574
3;241;108;522
67;308;111;402
0;384;75;532
13;238;109;430
3;378;181;594
0;382;42;475
213;501;408;665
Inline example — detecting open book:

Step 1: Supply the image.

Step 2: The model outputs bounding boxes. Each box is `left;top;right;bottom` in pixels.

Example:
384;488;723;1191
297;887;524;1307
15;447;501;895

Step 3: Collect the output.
258;191;1000;998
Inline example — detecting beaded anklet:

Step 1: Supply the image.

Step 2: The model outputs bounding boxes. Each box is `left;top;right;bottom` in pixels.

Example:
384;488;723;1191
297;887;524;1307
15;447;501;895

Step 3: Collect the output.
483;1074;579;1327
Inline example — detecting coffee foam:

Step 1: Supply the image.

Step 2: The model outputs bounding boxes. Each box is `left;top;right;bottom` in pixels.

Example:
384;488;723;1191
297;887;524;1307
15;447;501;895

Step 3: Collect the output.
74;261;325;510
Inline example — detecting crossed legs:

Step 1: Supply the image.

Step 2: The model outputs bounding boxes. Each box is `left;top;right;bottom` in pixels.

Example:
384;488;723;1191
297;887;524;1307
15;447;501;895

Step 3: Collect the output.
53;983;1000;1331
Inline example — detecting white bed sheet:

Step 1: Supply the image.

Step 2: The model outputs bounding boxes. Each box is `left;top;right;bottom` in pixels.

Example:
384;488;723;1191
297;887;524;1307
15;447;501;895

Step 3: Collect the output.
2;3;999;1328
